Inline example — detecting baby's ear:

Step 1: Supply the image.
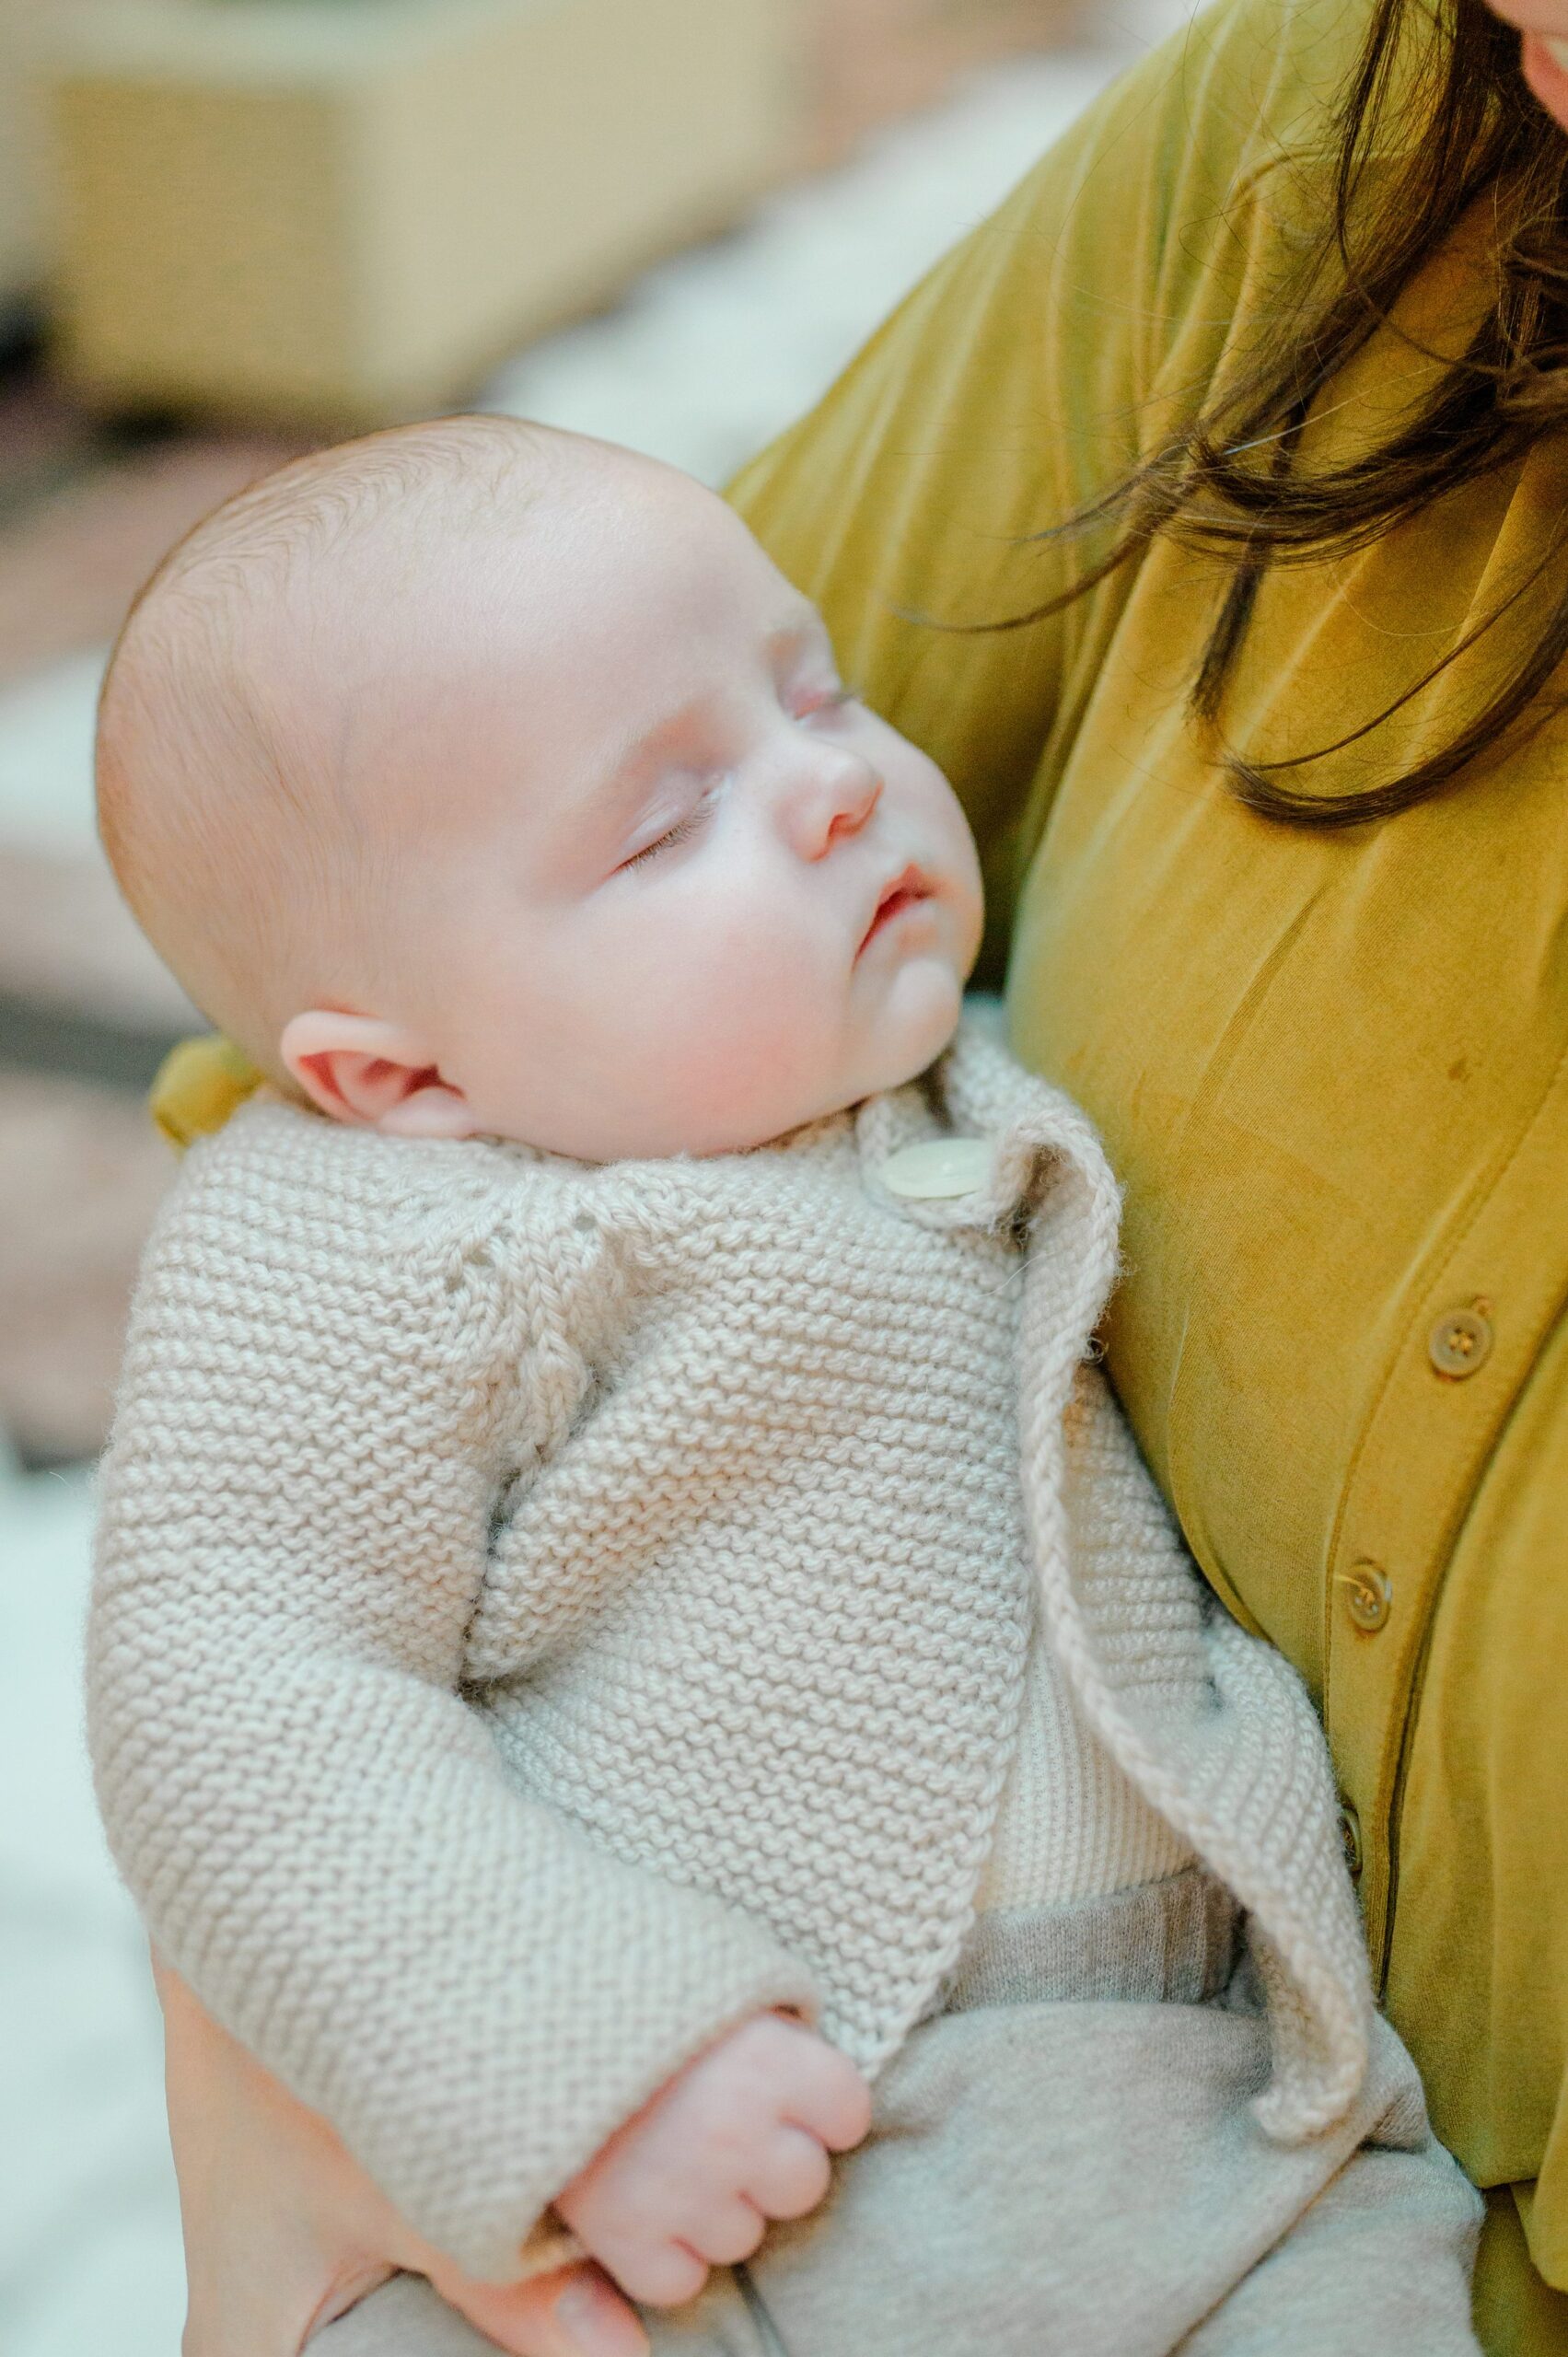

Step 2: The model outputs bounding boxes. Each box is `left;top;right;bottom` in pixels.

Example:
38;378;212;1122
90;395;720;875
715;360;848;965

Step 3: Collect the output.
279;1010;479;1138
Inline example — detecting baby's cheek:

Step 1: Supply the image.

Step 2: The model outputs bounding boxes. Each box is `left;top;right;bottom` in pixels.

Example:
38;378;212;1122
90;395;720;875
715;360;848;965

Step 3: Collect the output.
675;991;830;1123
667;938;840;1130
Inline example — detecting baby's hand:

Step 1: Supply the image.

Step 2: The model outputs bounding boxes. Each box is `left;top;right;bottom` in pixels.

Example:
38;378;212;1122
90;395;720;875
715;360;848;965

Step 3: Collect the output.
555;2013;871;2309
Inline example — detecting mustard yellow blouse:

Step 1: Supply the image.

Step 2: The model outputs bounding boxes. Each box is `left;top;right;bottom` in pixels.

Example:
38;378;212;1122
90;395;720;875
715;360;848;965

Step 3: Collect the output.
155;1;1568;2343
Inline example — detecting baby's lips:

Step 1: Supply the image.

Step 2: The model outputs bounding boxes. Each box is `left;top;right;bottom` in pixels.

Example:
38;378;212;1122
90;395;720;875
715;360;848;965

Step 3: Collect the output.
856;861;934;955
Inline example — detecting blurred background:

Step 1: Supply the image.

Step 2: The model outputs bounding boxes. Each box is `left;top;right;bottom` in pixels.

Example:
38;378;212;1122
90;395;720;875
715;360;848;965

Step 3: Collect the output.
0;2;1191;2348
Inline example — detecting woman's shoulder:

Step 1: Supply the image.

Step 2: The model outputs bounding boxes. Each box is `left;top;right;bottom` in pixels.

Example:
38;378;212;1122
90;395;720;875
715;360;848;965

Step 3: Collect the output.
1028;0;1376;384
1083;0;1372;185
732;0;1375;465
1152;0;1370;150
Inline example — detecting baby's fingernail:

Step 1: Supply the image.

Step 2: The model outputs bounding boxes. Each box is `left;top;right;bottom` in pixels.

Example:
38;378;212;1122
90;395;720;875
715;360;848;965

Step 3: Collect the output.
555;2274;649;2357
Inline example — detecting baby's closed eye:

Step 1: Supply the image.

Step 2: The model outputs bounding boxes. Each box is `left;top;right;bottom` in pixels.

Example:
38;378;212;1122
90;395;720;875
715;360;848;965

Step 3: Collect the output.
619;785;724;869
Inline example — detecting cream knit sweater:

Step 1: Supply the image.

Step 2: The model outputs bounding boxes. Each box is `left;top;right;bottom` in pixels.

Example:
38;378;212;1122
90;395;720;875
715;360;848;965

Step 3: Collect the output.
89;1016;1373;2281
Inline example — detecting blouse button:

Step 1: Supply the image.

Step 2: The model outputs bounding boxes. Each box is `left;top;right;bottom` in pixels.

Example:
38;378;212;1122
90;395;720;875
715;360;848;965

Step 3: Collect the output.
1427;1306;1493;1379
880;1137;991;1200
1339;1561;1391;1634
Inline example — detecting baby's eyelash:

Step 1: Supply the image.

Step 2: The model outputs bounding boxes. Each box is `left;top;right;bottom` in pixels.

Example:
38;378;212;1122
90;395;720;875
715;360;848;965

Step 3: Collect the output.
621;786;718;871
622;816;695;870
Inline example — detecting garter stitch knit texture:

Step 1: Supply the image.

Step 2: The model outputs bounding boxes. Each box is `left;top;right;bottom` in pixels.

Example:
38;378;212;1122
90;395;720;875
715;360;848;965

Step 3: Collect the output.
89;1015;1373;2280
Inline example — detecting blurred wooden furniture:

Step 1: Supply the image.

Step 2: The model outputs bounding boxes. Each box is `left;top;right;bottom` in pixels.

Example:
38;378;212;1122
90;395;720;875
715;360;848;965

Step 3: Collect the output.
44;0;795;424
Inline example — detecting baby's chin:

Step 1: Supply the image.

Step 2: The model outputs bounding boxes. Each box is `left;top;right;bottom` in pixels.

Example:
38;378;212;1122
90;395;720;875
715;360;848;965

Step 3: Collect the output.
858;958;967;1091
752;970;967;1143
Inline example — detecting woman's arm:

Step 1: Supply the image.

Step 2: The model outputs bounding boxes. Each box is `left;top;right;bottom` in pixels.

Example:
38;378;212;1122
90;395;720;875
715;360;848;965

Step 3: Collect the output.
157;1955;682;2357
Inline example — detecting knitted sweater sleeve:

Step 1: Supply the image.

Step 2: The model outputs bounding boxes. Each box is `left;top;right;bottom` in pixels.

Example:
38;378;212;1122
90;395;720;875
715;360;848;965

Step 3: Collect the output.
87;1106;819;2281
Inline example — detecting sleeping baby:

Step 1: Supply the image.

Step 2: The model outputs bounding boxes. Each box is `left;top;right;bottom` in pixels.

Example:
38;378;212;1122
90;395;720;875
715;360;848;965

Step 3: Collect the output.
88;414;1481;2357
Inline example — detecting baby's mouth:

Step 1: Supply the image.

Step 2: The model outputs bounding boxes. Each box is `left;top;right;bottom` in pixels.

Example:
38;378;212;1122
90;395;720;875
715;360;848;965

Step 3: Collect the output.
858;865;934;957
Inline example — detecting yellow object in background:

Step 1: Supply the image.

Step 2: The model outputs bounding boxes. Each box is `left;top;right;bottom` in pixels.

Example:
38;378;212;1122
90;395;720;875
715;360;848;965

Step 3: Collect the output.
150;1033;261;1150
45;0;794;424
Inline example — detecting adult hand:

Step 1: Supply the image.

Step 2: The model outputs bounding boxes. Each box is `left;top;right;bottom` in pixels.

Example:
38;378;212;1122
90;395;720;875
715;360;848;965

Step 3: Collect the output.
1481;1;1568;129
155;1953;648;2357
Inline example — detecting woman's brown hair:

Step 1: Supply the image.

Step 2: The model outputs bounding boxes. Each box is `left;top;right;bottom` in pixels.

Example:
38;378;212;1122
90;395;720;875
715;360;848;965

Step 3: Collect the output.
1006;0;1568;824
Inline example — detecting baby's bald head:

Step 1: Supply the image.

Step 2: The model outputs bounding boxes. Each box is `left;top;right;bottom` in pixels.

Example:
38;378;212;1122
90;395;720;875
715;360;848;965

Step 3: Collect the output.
97;413;573;1076
97;413;983;1163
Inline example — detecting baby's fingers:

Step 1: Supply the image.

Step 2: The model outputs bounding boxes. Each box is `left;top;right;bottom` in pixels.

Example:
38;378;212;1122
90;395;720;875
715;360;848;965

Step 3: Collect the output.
580;2235;710;2311
770;2019;872;2154
746;2124;833;2223
684;2197;768;2268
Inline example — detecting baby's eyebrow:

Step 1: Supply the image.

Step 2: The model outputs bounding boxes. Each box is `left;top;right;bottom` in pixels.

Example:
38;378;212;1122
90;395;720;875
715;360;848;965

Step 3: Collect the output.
575;608;834;833
578;698;714;833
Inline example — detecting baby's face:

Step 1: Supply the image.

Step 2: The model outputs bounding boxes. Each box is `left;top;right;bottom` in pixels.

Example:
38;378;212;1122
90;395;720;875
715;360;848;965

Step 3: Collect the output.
303;456;983;1160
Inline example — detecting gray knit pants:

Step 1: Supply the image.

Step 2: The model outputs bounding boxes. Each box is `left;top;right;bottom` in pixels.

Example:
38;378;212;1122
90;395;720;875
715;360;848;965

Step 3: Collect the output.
315;1870;1482;2357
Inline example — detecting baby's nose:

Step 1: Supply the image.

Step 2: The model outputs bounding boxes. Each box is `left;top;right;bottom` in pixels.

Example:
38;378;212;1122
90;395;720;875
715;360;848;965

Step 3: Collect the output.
799;747;881;857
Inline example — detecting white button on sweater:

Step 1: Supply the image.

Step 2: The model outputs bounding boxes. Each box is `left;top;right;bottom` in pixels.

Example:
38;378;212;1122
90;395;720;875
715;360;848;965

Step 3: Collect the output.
87;1016;1372;2281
